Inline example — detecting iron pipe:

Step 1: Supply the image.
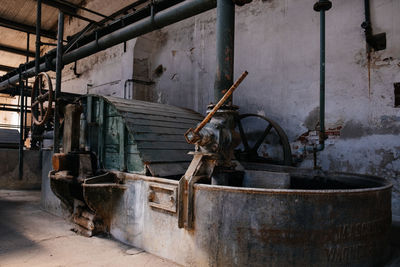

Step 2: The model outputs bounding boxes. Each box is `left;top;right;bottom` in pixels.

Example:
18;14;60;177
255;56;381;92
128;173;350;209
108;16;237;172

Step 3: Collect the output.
35;0;41;75
54;11;64;153
312;0;331;152
18;70;24;180
214;0;235;103
319;3;326;151
0;0;217;91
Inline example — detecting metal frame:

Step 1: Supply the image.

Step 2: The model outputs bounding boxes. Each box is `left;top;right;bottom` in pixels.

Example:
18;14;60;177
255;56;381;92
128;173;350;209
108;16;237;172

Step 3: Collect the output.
0;64;15;72
0;0;218;91
0;17;56;40
0;44;35;57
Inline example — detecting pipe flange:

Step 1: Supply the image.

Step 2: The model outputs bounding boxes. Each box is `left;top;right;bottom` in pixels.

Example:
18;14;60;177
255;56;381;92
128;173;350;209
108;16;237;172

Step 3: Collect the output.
313;0;332;12
233;0;252;7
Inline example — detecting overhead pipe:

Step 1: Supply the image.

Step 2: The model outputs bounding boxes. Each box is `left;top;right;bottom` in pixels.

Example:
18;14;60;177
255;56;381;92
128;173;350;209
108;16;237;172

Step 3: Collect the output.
0;0;217;91
0;0;183;85
313;0;331;152
214;0;235;104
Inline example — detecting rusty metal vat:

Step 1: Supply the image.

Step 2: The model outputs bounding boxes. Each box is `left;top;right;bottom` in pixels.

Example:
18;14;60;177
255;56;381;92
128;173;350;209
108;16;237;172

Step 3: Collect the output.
79;167;392;267
49;95;392;266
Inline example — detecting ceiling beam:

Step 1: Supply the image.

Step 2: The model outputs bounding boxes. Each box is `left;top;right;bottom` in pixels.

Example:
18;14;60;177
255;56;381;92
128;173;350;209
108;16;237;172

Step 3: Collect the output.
40;0;98;24
0;17;57;40
0;44;35;57
41;0;77;14
0;64;16;73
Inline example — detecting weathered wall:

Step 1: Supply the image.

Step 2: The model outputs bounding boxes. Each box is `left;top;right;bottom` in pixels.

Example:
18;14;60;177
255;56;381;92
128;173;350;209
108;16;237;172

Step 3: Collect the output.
0;149;41;189
59;0;400;213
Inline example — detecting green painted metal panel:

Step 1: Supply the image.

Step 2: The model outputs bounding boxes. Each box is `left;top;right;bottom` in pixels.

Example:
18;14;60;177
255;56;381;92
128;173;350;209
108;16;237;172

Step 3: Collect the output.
127;153;144;173
136;141;193;150
132;133;186;142
125;124;187;134
121;112;201;124
140;149;192;162
104;152;120;170
104;116;121;145
116;106;201;120
80;95;203;176
98;98;105;164
124;117;195;129
119;118;126;172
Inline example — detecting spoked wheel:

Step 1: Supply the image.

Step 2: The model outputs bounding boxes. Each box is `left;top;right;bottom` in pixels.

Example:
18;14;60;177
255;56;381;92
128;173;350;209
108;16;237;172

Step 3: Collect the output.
235;114;292;166
31;72;53;126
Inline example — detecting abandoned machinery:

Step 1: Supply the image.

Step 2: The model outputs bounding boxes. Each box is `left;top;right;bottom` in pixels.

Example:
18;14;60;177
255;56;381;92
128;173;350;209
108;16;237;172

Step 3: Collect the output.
2;0;391;266
47;77;391;266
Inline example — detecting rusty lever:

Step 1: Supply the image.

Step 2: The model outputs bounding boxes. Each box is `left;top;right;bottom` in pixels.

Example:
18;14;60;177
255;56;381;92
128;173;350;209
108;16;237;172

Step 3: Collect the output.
184;70;248;144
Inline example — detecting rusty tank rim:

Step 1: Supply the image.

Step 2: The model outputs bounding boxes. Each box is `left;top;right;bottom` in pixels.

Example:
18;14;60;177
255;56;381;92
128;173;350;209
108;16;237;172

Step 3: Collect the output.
113;170;392;195
194;172;392;195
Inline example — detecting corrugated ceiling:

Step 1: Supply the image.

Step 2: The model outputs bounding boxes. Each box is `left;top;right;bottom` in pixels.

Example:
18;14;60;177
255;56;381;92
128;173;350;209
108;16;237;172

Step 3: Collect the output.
0;0;147;76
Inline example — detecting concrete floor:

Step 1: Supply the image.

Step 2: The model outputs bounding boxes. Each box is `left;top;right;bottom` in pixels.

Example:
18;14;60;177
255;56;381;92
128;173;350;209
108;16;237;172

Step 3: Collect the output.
0;190;178;267
2;189;400;267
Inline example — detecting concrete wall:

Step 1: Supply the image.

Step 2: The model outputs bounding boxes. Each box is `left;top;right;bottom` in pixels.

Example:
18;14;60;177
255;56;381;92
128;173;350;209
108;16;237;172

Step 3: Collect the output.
0;149;41;189
59;0;400;213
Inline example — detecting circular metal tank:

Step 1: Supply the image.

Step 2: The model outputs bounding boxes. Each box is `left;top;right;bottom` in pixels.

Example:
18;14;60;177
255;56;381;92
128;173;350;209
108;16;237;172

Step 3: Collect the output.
193;171;392;266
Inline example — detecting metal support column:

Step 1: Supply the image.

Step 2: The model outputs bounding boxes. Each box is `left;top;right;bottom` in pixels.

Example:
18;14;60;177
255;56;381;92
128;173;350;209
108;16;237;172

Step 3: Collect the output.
24;33;29;140
32;0;42;149
18;69;24;179
214;0;235;104
54;11;64;153
35;0;41;75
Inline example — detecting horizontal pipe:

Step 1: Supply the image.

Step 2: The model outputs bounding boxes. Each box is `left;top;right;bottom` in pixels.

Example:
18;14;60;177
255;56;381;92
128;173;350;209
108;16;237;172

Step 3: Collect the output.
0;0;217;91
0;44;35;57
0;106;31;113
0;64;16;72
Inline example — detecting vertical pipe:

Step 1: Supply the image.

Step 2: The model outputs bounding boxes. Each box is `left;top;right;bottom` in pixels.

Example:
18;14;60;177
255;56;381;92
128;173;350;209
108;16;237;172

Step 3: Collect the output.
319;7;325;150
54;11;64;153
214;0;235;104
313;0;331;151
32;0;41;150
35;0;41;75
364;0;370;23
25;33;29;141
18;70;24;180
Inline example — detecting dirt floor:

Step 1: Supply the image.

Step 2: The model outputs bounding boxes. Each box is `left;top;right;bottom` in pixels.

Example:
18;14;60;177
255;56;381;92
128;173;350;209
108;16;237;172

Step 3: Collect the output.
0;190;179;267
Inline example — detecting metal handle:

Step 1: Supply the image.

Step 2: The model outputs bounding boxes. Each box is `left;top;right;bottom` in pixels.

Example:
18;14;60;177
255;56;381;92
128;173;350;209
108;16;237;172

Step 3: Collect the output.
184;70;248;144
